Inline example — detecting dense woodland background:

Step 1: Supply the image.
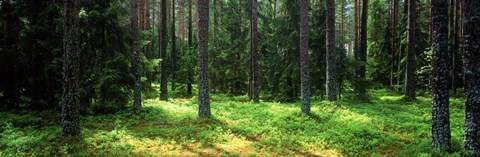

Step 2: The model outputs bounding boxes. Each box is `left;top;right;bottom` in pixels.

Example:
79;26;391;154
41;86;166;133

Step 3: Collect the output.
1;0;480;156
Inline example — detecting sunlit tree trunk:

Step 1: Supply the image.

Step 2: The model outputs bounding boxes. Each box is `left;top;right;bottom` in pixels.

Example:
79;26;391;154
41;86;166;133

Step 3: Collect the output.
62;0;81;136
463;0;480;155
431;0;451;150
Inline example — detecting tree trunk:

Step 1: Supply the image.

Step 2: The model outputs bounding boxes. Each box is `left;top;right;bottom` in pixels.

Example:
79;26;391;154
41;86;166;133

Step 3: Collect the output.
355;0;368;99
187;0;193;95
160;0;168;100
463;0;480;155
300;0;310;114
171;0;177;91
198;0;211;119
62;0;81;136
251;0;259;103
390;0;399;87
405;0;416;99
431;0;451;150
326;0;337;101
132;0;143;109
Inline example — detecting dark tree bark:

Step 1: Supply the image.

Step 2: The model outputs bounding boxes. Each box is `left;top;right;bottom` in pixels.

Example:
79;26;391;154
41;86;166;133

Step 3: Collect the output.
326;0;337;101
132;0;143;109
187;0;193;95
160;0;168;100
62;0;81;136
171;0;177;91
431;0;451;150
300;0;310;114
355;0;368;99
198;0;211;118
251;0;259;103
463;0;480;155
390;0;399;87
354;0;359;61
405;0;416;99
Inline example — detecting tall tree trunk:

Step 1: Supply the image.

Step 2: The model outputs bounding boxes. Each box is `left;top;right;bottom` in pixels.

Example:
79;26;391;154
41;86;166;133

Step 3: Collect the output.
171;0;177;91
463;0;480;155
300;0;310;114
355;0;368;99
187;0;193;95
431;0;451;150
160;0;168;100
326;0;337;101
198;0;211;119
62;0;81;136
390;0;399;87
405;0;416;99
146;0;151;58
132;0;143;109
251;0;259;103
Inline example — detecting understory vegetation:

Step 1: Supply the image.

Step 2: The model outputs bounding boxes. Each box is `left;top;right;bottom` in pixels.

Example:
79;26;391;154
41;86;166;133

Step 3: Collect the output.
0;89;465;157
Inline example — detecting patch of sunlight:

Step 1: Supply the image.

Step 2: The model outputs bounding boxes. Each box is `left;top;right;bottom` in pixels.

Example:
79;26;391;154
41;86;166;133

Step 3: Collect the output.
267;102;297;113
336;108;373;125
144;99;196;114
379;95;403;102
114;129;218;156
214;136;255;155
302;140;344;157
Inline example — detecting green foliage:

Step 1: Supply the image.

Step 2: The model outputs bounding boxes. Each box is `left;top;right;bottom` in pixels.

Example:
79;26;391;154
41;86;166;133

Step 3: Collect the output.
0;90;466;156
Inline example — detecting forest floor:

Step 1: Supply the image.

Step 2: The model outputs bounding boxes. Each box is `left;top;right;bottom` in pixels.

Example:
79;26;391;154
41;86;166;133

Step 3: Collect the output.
0;89;465;157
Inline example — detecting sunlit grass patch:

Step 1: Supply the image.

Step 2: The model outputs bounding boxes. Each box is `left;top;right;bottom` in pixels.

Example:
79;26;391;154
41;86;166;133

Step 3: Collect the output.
0;89;466;156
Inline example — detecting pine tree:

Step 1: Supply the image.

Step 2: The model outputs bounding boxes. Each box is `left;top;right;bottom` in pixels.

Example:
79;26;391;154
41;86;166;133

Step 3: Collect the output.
463;0;480;155
198;0;211;118
251;0;259;103
171;0;177;91
187;0;193;95
300;0;310;114
160;0;168;100
431;0;451;150
61;0;81;136
132;0;143;109
326;0;337;101
405;0;416;99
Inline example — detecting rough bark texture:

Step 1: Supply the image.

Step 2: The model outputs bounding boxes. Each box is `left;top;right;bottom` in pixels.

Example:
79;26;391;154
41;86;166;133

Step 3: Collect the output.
198;0;211;119
251;0;259;103
132;0;143;109
463;0;480;155
171;0;177;91
187;0;193;95
62;0;81;136
431;0;451;150
160;0;168;100
326;0;337;101
300;0;310;114
405;0;416;99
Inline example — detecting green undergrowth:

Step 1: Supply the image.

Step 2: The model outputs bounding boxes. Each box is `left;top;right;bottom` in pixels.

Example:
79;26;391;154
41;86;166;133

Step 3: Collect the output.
0;89;465;156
